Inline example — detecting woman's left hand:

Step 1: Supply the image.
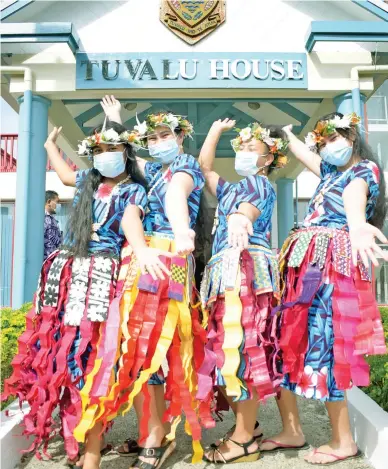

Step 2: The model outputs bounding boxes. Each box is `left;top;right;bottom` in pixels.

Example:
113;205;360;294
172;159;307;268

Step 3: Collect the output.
349;222;388;267
174;229;196;256
228;213;253;250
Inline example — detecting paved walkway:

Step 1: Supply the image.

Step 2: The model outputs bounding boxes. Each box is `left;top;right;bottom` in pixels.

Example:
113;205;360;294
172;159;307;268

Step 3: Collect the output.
19;397;372;469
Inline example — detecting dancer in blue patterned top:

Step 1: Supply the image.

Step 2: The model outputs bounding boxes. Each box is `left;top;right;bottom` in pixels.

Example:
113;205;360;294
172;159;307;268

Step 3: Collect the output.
2;121;148;469
199;118;288;464
91;97;207;469
261;113;388;466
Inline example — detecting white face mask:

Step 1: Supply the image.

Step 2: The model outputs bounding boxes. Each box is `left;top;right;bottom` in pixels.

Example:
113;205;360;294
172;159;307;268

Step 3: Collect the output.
319;137;353;167
93;151;126;178
235;151;260;177
148;139;180;164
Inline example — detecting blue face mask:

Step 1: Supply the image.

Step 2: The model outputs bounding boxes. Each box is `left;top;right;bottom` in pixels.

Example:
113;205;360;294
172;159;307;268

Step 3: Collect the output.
93;151;126;178
148;139;180;164
319;138;353;167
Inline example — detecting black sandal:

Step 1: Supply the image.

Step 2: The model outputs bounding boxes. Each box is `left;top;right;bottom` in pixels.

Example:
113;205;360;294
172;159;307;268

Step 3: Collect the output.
131;440;176;469
67;444;113;468
210;421;263;448
204;437;260;464
117;438;140;457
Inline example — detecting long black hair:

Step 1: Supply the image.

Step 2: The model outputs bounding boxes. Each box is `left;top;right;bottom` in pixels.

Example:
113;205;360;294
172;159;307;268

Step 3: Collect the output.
318;112;386;229
66;121;148;258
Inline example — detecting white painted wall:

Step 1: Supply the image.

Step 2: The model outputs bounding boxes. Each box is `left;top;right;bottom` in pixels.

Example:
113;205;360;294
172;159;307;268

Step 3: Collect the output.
8;0;374;96
0;172;75;201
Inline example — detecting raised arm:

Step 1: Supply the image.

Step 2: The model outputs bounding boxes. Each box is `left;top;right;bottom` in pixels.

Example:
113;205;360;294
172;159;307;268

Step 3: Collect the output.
44;127;76;187
122;205;171;280
343;178;388;267
283;125;322;178
199;119;236;196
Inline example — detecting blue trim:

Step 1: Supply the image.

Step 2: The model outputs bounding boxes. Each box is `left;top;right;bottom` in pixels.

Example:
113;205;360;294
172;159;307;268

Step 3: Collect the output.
63;98;323;105
305;21;388;52
1;1;34;21
1;22;80;54
75;103;103;128
352;0;388;22
270;102;310;126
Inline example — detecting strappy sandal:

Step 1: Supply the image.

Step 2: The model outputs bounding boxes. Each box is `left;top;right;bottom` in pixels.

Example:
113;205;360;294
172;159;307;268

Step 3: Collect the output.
117;438;140;457
130;439;176;469
203;437;260;464
67;445;113;468
210;421;263;448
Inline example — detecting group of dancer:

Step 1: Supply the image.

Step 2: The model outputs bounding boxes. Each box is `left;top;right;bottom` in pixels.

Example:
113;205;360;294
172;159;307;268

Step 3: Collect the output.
2;95;387;468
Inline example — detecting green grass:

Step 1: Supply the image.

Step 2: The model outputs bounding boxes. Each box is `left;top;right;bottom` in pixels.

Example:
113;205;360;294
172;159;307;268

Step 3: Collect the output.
361;307;388;411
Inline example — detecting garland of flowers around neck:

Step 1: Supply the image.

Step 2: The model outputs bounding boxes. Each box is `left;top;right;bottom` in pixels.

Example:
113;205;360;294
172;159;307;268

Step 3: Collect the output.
312;167;352;208
146;168;171;210
91;176;131;241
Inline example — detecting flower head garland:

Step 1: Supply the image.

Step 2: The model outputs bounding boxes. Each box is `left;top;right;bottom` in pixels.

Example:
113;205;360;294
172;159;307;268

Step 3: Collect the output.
134;112;194;147
77;126;142;157
305;112;361;152
231;122;289;169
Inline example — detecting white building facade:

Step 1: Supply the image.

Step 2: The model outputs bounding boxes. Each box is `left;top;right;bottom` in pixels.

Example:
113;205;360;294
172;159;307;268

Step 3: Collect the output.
1;0;388;307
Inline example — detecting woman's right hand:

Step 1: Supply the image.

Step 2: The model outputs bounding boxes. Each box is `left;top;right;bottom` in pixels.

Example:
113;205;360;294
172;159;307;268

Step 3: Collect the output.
45;126;62;147
136;247;172;280
282;124;294;137
100;95;122;123
210;118;236;135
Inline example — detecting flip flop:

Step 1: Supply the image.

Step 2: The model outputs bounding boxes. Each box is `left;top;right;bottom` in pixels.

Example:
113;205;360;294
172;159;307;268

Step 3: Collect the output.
306;448;363;466
260;439;310;453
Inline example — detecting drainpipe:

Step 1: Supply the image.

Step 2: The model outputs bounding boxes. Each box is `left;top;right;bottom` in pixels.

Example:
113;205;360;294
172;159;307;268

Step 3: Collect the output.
0;66;33;308
351;65;388;119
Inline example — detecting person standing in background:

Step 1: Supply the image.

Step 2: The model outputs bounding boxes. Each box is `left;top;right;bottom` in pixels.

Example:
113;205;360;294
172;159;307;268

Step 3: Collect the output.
44;190;62;259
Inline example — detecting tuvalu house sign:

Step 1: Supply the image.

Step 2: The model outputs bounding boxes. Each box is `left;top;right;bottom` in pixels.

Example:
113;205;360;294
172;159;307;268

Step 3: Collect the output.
76;52;308;90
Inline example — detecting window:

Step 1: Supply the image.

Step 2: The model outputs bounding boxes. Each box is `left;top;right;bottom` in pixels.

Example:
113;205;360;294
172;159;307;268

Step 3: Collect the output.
367;80;388;124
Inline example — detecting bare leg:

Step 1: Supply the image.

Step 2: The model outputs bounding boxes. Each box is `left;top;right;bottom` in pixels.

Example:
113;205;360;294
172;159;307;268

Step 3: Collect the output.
205;394;259;462
82;422;103;469
119;384;170;453
215;387;263;444
130;385;175;469
260;388;305;451
305;396;357;464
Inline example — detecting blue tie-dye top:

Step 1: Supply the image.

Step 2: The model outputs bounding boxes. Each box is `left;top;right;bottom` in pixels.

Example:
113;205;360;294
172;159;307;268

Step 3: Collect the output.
212;175;276;255
303;160;380;229
65;169;147;256
143;154;205;235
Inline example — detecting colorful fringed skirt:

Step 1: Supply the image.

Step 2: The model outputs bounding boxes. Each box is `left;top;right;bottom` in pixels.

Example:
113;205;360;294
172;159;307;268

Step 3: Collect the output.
199;245;282;403
279;227;387;401
73;233;213;463
1;249;119;459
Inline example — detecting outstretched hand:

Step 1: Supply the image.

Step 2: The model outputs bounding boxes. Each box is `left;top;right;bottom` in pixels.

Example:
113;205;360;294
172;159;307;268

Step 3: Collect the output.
174;229;196;256
228;213;253;250
136;247;172;281
349;223;388;268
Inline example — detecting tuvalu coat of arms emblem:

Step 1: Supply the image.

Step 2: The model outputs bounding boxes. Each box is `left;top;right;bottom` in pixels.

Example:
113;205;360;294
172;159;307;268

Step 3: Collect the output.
160;0;226;45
